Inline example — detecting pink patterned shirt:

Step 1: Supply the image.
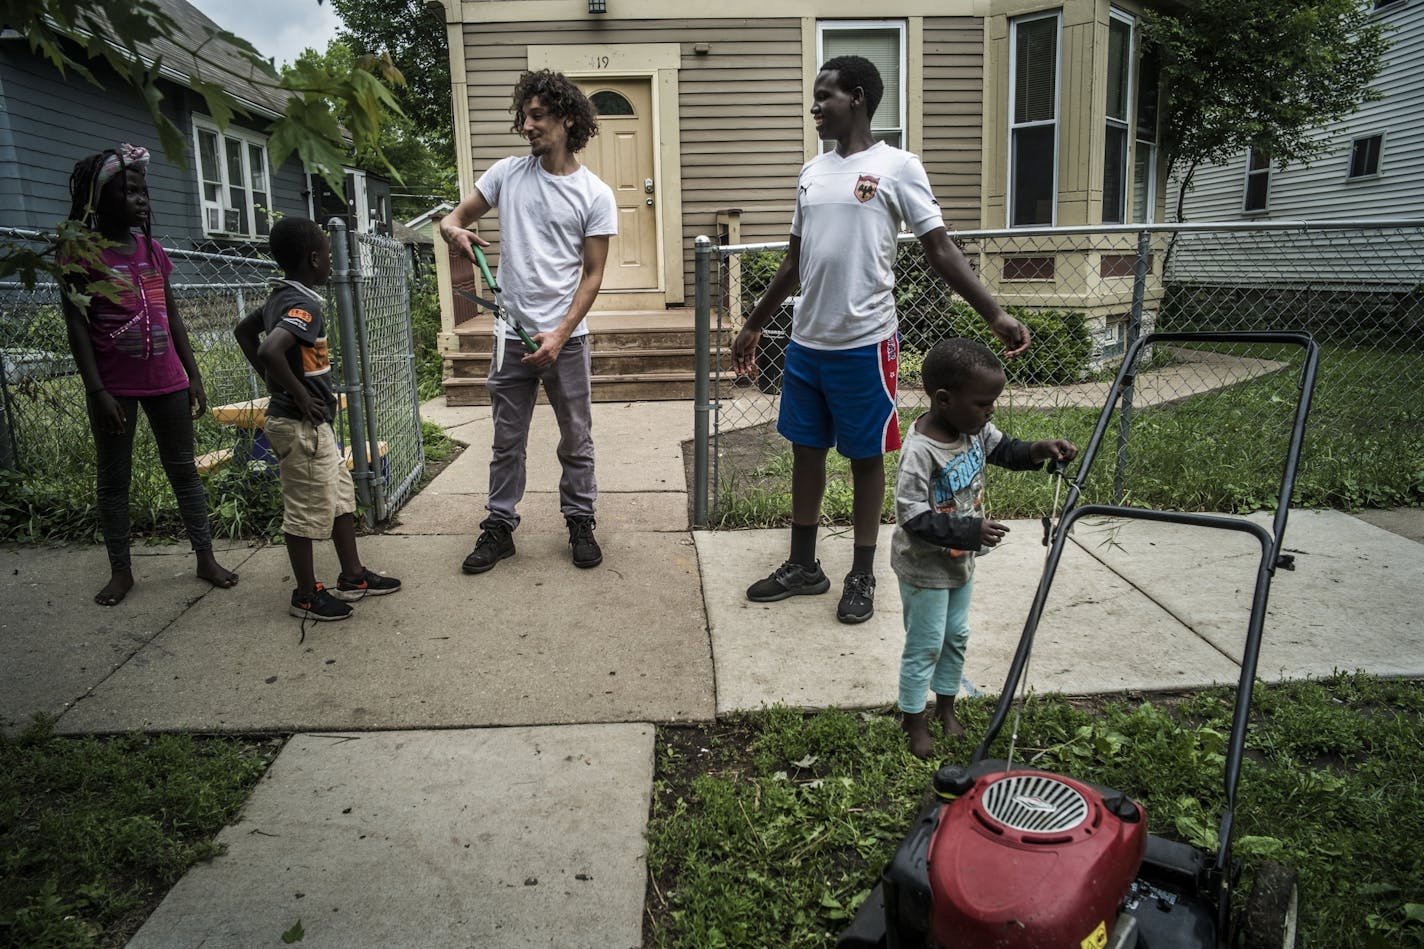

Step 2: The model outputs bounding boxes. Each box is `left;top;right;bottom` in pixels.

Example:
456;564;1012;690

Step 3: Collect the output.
79;235;189;397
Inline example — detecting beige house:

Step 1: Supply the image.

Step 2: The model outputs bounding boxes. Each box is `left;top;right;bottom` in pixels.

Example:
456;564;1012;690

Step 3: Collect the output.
428;0;1170;399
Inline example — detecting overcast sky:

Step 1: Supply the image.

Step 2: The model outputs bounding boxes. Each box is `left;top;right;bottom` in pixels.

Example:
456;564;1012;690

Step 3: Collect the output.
188;0;345;68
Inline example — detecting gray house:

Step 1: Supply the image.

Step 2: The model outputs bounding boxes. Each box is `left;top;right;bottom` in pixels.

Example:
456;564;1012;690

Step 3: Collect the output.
1174;0;1423;222
0;0;310;247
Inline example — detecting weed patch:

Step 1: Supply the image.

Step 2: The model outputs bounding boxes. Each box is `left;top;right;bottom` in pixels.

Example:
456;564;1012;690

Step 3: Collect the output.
0;720;281;949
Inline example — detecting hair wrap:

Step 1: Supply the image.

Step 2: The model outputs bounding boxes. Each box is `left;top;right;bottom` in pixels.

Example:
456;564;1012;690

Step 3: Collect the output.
96;144;150;190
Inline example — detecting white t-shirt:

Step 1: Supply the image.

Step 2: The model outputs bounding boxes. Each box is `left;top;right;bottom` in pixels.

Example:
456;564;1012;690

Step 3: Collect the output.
789;142;945;350
475;155;617;338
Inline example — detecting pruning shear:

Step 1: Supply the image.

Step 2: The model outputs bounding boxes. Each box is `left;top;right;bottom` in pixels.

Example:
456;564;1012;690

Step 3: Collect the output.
457;243;538;372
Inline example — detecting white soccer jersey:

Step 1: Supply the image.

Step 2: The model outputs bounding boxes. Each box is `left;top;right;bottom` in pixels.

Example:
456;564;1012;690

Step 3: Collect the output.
789;142;945;350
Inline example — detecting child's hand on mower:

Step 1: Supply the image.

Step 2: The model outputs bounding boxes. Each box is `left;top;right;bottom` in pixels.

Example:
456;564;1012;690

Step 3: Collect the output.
980;519;1010;547
1033;438;1078;466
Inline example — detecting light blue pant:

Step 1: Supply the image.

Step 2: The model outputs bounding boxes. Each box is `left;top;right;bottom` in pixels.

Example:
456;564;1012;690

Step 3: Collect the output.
898;579;974;714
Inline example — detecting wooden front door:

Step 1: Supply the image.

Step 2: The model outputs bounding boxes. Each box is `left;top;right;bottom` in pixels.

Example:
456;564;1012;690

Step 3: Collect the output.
578;78;659;292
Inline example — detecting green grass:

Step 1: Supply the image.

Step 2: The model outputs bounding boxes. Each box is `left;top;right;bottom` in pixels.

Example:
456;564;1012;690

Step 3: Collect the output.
644;674;1424;949
0;720;278;948
711;344;1424;527
0;407;459;545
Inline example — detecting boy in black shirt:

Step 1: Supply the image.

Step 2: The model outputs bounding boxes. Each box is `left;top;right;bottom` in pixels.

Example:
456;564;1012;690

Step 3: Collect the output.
235;218;400;621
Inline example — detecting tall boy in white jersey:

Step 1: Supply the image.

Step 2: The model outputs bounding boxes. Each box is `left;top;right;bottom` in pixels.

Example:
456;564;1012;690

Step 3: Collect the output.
731;55;1031;624
440;70;617;574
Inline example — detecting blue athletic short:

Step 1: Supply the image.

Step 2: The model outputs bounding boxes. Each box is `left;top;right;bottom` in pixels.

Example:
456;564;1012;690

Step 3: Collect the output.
777;334;901;459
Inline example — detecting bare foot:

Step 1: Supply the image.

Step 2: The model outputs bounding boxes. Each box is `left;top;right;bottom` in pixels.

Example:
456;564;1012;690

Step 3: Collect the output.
935;694;966;739
901;711;934;759
196;550;239;589
95;568;134;607
934;701;968;740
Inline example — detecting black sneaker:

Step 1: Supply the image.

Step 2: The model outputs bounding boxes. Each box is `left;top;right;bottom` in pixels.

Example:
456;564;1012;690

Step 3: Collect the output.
333;568;402;601
746;560;831;602
837;571;876;624
568;516;602;568
463;523;515;574
289;583;353;621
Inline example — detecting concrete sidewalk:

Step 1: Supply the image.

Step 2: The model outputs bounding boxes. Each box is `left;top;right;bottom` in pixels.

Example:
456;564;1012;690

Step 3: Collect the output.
2;398;1422;948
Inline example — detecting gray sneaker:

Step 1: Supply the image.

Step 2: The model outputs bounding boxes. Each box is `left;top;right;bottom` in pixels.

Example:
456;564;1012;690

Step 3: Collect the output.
836;571;876;624
746;560;831;602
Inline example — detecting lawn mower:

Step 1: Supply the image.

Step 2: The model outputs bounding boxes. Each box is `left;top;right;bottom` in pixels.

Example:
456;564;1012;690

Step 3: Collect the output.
839;331;1318;949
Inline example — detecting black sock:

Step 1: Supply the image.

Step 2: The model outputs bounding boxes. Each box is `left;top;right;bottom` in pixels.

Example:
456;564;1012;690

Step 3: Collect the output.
790;522;817;567
852;544;876;576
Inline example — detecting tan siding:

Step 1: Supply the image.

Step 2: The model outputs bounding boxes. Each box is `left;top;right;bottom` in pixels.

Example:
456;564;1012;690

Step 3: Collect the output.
459;17;806;299
922;17;985;229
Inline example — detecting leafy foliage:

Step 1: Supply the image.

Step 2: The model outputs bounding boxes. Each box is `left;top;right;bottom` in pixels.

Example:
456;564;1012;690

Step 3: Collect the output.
331;0;453;148
1142;0;1391;218
284;40;457;222
5;0;407;290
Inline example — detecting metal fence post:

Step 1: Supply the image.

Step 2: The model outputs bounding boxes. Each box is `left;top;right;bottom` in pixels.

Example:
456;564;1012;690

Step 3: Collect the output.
349;234;388;522
327;219;375;525
694;235;712;527
1114;228;1153;503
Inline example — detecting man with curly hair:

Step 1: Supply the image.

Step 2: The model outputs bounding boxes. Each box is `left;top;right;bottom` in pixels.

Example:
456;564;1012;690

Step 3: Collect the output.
732;55;1030;625
440;70;617;573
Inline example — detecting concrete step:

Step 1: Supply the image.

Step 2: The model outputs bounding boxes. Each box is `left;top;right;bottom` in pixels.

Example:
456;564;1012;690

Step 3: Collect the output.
445;348;733;379
442;308;731;403
443;373;703;405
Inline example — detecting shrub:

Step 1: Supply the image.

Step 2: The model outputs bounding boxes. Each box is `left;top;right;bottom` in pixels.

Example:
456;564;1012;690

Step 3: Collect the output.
901;301;1092;388
410;271;444;401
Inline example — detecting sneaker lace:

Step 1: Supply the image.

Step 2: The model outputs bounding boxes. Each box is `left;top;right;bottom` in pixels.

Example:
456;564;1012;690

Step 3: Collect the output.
297;583;326;644
773;560;803;582
570;519;596;546
476;529;504;551
844;572;874;599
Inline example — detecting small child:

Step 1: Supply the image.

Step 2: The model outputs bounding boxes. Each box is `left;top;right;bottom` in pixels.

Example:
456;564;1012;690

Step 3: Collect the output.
890;338;1077;758
61;144;238;606
234;218;399;622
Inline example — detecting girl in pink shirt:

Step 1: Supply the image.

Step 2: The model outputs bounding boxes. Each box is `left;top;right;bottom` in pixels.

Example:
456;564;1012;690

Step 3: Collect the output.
61;145;238;605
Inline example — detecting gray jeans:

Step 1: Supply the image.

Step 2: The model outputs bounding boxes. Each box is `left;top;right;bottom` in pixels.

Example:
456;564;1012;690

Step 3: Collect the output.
484;335;596;529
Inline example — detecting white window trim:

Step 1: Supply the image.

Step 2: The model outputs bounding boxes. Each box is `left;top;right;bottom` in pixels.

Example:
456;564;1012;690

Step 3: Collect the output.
191;118;274;239
1103;10;1134;224
1008;10;1061;228
1243;147;1271;214
1345;131;1386;181
816;20;908;151
1132;47;1161;224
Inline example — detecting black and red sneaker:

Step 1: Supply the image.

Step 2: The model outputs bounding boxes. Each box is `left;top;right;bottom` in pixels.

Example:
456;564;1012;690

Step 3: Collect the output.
289;583;353;621
332;568;402;601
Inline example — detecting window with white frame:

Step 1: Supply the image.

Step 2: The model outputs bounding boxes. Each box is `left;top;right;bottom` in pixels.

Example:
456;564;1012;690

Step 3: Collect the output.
1347;133;1384;179
1132;47;1161;223
193;121;273;239
818;21;906;149
1243;148;1270;212
1103;12;1133;224
1010;12;1060;227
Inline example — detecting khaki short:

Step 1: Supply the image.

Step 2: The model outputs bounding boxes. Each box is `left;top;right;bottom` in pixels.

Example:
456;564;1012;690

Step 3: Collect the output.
264;416;356;539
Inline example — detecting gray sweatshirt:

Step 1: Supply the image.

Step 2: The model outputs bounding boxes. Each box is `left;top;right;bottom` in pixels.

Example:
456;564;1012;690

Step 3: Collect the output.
890;422;1041;588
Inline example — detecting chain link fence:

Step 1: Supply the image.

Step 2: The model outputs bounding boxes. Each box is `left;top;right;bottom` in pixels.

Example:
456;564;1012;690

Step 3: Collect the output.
693;221;1424;526
0;222;422;538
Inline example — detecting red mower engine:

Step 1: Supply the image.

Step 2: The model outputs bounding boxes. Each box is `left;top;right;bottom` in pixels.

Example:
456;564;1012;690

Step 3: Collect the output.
927;769;1147;948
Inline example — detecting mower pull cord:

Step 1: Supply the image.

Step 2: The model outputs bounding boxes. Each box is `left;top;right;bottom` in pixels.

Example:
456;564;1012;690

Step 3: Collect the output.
1041;459;1068;547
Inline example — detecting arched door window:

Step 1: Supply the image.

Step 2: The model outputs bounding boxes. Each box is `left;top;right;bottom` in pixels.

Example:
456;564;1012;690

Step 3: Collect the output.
591;91;635;116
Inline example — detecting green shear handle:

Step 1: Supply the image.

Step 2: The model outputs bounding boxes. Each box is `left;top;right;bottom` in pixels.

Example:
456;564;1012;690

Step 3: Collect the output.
471;243;538;353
